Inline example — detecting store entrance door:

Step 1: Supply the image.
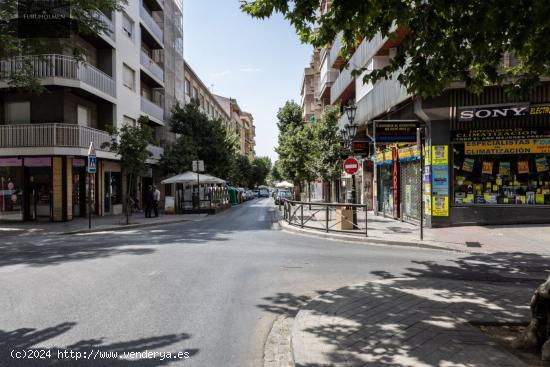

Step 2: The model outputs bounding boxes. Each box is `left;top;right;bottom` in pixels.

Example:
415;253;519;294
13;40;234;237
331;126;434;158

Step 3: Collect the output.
24;167;52;221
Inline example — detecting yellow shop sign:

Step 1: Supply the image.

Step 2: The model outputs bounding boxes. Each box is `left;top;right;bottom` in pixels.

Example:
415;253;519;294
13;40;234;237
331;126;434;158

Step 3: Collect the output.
464;139;550;155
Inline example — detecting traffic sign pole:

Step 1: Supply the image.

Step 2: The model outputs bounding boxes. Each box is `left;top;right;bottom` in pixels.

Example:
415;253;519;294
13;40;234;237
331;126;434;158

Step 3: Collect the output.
343;157;360;229
87;142;96;229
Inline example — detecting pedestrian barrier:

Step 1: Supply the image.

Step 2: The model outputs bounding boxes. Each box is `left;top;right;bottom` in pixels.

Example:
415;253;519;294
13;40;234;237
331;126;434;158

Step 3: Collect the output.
282;200;368;237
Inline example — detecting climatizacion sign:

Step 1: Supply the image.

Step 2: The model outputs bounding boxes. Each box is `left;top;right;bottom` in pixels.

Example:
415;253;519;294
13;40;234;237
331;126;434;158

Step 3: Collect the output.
457;103;550;121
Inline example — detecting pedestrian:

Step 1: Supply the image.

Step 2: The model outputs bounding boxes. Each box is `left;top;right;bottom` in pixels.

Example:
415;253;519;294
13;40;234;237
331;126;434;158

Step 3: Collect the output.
153;185;161;217
145;185;154;218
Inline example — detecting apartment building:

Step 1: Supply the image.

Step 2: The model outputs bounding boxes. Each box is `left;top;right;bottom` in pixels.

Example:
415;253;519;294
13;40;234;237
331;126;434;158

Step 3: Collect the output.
322;18;550;227
300;49;323;125
213;94;256;158
183;61;230;125
0;0;184;222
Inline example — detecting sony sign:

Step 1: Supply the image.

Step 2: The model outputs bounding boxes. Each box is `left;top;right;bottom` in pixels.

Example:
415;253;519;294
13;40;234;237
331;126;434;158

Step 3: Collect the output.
457;103;530;121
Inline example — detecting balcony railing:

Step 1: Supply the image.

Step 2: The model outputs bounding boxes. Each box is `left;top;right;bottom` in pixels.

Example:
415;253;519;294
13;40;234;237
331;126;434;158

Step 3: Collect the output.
319;69;339;97
0;124;112;150
354;72;411;125
147;144;164;161
141;96;164;123
93;10;115;40
0;54;116;97
330;32;388;104
140;50;164;82
329;32;343;68
140;5;163;42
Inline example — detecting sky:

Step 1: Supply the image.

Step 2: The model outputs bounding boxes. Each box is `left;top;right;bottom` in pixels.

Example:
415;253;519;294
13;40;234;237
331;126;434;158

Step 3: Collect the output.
182;0;312;163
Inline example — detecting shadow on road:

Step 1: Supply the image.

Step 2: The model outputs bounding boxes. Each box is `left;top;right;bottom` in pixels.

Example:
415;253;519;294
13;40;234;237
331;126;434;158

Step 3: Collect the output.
0;322;198;366
257;252;549;367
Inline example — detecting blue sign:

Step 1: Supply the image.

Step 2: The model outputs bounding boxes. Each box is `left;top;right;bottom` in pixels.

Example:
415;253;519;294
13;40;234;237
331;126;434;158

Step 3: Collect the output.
87;155;97;174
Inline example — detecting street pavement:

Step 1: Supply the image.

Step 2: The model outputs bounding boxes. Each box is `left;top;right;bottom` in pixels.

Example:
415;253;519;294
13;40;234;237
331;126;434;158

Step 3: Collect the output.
0;198;548;366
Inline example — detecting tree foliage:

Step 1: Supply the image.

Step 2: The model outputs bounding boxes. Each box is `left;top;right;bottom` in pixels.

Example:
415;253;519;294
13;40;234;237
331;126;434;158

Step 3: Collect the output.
313;105;343;184
275;101;316;190
241;0;550;97
161;101;251;183
0;0;126;92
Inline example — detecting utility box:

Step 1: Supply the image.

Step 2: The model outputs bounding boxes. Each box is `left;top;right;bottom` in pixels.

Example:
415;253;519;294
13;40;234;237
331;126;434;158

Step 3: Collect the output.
336;208;354;230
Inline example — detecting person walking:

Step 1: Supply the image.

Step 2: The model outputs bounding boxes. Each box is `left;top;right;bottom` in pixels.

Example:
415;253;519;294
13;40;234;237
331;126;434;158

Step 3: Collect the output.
145;185;154;218
153;185;161;217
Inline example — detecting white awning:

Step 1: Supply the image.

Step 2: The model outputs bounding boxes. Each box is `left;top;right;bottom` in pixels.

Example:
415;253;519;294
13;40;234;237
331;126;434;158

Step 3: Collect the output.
161;171;226;185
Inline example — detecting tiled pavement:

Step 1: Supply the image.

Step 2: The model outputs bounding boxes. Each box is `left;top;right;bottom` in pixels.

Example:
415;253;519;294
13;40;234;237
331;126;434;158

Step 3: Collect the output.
291;278;538;367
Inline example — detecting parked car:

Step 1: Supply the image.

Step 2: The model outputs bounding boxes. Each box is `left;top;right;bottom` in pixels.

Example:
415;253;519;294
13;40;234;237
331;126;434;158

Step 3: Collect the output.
245;190;255;200
275;190;293;205
258;187;270;198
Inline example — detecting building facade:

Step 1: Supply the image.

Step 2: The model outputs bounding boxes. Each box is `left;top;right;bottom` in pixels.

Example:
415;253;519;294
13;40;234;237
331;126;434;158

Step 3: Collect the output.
0;0;184;222
321;21;550;227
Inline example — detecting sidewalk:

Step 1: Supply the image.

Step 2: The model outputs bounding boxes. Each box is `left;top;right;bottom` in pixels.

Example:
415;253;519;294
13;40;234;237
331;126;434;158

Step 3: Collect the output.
279;207;550;255
291;278;537;367
0;213;207;236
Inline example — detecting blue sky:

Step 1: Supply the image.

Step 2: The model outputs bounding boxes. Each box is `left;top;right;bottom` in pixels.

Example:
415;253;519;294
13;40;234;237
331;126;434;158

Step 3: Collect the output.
182;0;312;162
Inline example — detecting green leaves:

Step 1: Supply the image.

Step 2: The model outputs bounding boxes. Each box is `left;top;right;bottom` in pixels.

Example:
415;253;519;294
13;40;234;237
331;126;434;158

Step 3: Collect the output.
313;105;342;183
242;0;550;97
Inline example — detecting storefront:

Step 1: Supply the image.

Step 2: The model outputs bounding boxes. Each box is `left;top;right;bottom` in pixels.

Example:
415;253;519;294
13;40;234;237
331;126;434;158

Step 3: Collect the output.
398;145;422;221
0;155;121;222
376;148;396;217
417;83;550;226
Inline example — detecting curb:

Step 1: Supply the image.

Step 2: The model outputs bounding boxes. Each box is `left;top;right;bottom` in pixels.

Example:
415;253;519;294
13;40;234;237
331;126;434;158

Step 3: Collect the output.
61;217;198;235
278;217;467;253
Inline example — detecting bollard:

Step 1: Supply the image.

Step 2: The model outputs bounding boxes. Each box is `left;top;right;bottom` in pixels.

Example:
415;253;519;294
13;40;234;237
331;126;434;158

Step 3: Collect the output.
365;205;368;237
326;205;329;233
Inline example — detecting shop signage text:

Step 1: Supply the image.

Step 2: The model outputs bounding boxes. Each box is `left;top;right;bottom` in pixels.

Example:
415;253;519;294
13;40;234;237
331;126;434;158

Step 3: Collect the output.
457;103;550;121
452;127;550;142
464;139;550;155
375;122;418;142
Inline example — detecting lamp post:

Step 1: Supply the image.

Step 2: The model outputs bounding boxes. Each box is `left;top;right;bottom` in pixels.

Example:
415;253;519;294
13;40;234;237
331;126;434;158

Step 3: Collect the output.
343;101;358;228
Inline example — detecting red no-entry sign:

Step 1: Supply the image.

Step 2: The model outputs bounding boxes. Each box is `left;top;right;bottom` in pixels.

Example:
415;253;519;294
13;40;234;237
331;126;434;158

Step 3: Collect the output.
343;157;360;175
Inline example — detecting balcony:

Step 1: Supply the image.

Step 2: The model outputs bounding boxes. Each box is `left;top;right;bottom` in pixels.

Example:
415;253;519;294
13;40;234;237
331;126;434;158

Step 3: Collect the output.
330;32;388;104
318;69;339;99
147;144;164;162
140;5;163;44
354;72;411;125
0;123;112;152
93;10;115;41
140;50;164;83
141;96;164;124
0;54;116;99
329;32;344;68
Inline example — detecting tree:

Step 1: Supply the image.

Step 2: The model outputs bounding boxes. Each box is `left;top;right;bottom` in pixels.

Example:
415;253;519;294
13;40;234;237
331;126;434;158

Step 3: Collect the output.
241;0;550;97
275;101;316;194
102;116;153;224
251;156;272;187
268;160;283;184
313;105;343;202
0;0;126;92
160;101;238;179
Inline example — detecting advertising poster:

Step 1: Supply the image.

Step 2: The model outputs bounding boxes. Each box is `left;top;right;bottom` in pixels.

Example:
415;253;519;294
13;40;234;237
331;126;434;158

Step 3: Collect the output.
164;196;175;214
536;157;549;172
431;145;449;217
499;161;511;176
517;160;530;174
482;160;494;175
432;195;449;216
462;158;475;172
432;146;448;165
424;184;432;216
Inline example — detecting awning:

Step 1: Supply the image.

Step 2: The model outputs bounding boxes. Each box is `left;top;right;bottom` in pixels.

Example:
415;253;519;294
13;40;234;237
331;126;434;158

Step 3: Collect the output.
161;171;226;185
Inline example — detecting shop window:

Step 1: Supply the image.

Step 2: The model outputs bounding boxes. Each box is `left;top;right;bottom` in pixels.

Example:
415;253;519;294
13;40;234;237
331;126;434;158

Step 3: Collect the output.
453;144;550;205
0;165;24;221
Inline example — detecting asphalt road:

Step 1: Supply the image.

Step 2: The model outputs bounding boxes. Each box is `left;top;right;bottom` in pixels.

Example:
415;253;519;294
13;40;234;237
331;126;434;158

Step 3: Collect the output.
0;198;547;366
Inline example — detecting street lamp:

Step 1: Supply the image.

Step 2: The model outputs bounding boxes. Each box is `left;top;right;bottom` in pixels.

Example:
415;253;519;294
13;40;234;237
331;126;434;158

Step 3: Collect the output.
343;101;359;229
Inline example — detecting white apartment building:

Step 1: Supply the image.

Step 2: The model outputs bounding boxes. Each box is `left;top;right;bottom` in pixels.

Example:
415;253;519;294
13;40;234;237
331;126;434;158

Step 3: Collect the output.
0;0;184;222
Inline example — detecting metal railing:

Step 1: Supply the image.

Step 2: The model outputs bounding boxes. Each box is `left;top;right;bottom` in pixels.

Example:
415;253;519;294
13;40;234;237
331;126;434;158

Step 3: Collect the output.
319;69;339;93
140;50;164;82
93;10;115;40
329;32;343;68
140;5;164;42
282;200;368;237
0;54;116;97
0;124;112;149
141;96;165;122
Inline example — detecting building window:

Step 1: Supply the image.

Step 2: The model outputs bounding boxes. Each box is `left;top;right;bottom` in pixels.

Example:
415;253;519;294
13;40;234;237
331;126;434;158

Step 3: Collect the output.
123;115;136;127
5;101;30;124
199;95;205;108
192;87;198;99
123;64;135;90
77;105;90;127
122;12;134;40
185;79;191;96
